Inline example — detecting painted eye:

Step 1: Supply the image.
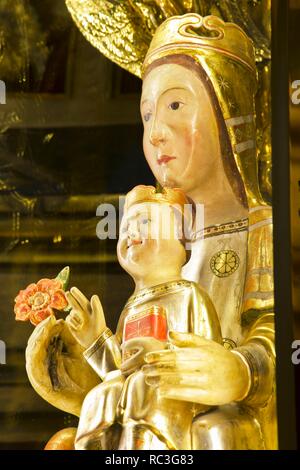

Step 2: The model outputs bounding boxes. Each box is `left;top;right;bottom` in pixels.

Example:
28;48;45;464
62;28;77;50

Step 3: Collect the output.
169;101;182;111
141;218;150;225
144;112;152;122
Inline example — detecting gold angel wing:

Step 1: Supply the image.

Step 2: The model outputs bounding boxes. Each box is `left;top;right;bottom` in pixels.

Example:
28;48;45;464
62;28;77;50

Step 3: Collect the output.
64;1;213;77
65;0;163;77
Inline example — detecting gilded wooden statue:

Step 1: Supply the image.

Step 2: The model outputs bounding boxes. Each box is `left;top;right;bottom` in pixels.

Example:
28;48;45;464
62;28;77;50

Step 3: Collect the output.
16;1;276;450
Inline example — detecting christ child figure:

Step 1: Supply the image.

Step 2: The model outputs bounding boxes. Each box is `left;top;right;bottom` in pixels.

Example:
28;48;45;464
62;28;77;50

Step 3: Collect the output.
66;185;222;450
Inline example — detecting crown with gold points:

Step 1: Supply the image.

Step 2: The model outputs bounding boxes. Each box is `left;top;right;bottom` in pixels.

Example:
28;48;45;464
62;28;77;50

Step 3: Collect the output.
142;13;256;76
124;185;190;214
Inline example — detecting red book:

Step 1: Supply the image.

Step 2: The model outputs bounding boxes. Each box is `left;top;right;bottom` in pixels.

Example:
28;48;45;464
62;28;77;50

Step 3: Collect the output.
123;305;168;342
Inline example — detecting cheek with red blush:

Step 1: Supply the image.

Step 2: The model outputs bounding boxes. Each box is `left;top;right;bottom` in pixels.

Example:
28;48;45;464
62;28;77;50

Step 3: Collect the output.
182;127;195;156
170;125;196;171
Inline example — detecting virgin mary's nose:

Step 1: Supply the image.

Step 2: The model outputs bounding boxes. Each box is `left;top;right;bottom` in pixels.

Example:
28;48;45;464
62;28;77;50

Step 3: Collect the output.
149;118;167;147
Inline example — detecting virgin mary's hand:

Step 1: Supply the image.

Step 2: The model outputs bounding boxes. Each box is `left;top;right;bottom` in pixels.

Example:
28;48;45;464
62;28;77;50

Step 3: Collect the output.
142;331;251;406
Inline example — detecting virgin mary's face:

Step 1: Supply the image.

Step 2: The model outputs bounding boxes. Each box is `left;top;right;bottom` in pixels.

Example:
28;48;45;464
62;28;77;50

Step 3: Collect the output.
141;63;221;196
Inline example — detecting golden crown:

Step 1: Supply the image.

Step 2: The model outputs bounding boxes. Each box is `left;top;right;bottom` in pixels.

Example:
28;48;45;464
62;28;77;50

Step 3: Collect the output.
143;13;256;76
124;185;189;213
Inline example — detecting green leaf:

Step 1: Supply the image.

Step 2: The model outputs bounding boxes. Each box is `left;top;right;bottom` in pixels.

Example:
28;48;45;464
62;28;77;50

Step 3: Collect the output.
55;266;70;291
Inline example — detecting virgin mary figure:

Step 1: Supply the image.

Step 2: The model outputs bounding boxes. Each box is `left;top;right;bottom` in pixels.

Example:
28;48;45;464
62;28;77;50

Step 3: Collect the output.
25;13;277;450
136;13;276;450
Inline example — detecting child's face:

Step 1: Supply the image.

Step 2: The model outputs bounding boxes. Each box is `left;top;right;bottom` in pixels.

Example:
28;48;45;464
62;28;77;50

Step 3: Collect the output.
117;202;186;279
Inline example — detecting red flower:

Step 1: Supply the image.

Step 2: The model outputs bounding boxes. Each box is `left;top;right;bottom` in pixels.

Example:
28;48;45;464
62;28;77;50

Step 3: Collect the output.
14;278;68;326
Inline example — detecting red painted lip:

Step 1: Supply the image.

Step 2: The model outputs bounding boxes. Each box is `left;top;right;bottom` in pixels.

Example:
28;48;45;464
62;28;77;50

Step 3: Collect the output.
127;240;142;249
157;155;176;165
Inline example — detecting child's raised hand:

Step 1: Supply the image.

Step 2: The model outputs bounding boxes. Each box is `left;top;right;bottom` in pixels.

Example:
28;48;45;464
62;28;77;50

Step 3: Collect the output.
65;287;106;349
